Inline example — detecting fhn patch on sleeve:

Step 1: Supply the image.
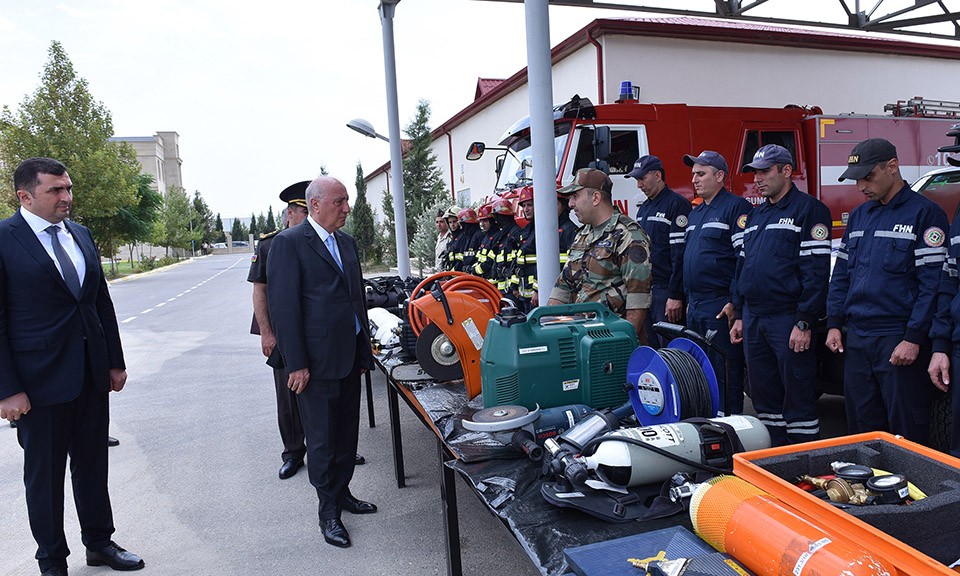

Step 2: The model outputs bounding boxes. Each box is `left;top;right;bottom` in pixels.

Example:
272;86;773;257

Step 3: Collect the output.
924;226;945;247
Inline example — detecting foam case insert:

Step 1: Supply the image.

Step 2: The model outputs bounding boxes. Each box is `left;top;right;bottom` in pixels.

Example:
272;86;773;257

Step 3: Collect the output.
748;438;960;564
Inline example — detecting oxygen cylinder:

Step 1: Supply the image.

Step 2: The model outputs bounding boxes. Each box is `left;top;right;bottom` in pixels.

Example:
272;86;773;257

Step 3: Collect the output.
690;475;897;576
581;416;770;488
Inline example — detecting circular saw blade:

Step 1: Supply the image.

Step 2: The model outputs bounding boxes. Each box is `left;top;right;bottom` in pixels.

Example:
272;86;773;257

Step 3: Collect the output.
416;323;464;381
462;404;541;432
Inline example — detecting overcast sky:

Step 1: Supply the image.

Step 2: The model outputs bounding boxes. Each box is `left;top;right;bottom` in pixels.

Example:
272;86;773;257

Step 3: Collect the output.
0;0;954;219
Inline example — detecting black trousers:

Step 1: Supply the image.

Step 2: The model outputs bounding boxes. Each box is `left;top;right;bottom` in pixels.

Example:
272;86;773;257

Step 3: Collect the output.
17;370;114;571
297;335;363;521
272;368;305;462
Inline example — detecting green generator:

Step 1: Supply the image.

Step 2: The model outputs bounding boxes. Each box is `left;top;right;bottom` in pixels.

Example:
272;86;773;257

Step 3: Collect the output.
480;302;638;410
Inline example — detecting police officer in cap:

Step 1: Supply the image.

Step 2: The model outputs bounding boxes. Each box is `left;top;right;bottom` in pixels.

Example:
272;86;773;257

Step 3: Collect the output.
731;145;831;446
627;155;690;348
249;181;365;478
827;138;948;444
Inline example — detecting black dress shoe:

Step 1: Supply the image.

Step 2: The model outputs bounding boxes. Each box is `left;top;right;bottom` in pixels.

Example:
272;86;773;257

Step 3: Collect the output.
108;436;120;447
279;459;303;480
41;566;67;576
86;541;144;571
320;518;351;548
354;453;366;465
341;494;378;514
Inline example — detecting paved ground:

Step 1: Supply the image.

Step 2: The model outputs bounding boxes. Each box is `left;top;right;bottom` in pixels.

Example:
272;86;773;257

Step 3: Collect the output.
0;255;535;576
0;255;850;576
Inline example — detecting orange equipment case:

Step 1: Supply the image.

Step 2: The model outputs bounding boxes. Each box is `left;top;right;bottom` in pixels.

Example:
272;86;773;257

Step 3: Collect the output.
733;432;960;576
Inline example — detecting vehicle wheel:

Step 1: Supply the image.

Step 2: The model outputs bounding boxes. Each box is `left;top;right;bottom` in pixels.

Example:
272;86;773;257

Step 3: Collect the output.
929;390;952;453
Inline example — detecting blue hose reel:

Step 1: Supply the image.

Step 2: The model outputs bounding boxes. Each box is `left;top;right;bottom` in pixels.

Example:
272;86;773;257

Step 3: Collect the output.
626;338;719;426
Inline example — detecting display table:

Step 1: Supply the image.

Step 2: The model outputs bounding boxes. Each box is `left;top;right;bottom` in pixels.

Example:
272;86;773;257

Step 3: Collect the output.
373;350;691;576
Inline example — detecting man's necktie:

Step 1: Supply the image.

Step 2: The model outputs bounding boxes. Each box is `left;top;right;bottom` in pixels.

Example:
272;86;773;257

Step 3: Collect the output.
325;234;361;334
45;225;81;299
325;234;343;270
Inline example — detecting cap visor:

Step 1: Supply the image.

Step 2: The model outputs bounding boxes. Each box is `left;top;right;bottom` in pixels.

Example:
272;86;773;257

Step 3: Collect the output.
682;154;698;167
948;155;960;167
557;184;583;196
838;164;874;182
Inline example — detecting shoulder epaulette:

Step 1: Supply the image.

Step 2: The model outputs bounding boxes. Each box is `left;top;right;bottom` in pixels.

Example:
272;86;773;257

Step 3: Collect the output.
259;229;280;240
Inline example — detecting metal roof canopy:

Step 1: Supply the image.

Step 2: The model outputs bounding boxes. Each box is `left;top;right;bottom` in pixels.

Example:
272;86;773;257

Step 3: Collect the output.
478;0;960;41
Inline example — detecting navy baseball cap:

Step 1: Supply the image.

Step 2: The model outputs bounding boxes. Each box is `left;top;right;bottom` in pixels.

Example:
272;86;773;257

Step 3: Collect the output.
625;155;663;179
742;144;794;173
683;150;728;173
839;138;898;181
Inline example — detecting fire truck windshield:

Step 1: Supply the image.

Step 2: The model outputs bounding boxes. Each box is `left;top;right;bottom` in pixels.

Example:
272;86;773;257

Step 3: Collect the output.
495;121;573;191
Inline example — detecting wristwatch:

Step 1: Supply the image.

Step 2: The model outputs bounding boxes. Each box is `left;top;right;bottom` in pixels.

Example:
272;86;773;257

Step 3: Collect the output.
795;320;811;331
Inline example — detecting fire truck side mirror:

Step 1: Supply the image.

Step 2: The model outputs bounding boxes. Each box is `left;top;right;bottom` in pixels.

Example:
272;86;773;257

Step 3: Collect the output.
466;141;486;161
589;126;611;174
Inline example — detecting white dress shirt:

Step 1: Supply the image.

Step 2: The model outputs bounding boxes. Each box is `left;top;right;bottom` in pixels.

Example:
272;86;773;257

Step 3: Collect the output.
19;208;87;286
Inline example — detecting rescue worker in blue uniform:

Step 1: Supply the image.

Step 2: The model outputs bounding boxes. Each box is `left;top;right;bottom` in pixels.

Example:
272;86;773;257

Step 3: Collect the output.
682;150;752;415
628;155;690;348
928;154;960;457
827;138;948;445
730;145;831;446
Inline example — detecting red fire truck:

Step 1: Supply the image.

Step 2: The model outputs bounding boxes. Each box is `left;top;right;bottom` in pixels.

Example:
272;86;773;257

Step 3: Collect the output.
468;93;960;234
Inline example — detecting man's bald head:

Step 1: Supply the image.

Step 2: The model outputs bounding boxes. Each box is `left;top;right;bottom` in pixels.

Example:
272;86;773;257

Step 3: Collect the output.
307;176;351;233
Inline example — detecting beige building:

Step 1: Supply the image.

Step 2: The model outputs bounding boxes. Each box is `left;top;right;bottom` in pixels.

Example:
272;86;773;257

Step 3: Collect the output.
364;16;960;221
110;131;183;194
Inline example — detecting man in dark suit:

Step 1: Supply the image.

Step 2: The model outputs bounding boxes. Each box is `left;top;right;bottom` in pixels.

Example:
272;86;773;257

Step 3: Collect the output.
0;157;143;575
266;176;377;548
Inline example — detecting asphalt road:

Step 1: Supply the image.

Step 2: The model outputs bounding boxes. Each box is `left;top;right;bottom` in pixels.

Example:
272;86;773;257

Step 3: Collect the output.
0;254;536;576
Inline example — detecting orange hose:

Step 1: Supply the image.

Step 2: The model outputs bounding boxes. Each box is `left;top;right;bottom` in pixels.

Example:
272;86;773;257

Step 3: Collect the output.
409;271;501;335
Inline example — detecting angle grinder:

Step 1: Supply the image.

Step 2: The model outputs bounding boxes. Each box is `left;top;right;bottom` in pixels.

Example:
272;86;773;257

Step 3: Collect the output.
462;404;592;460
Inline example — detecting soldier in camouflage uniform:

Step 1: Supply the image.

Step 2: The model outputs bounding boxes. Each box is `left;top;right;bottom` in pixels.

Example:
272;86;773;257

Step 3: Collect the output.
548;168;653;341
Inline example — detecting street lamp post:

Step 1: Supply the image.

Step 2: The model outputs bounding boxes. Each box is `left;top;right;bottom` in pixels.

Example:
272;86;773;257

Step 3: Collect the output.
377;0;411;280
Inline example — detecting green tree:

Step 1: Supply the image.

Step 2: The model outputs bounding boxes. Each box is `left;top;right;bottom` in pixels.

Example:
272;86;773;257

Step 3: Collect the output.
214;213;225;242
119;174;163;266
153;185;196;257
248;212;258;238
264;205;276;234
411;200;448;276
275;211;283;231
380;99;448;263
230;217;247;241
347;161;378;267
192;190;217;247
91;173;162;275
0;41;139;235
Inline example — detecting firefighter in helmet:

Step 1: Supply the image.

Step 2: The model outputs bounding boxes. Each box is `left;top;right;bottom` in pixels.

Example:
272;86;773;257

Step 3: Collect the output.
456;207;485;272
510;188;538;310
492;198;521;294
472;203;502;283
